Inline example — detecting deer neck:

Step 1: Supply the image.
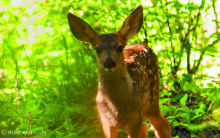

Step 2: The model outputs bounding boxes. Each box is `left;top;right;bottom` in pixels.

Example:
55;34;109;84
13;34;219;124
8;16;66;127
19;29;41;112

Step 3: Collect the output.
98;64;133;104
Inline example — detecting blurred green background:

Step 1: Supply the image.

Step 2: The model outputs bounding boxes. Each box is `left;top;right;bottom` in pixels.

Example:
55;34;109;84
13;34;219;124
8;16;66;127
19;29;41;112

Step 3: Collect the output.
0;0;219;137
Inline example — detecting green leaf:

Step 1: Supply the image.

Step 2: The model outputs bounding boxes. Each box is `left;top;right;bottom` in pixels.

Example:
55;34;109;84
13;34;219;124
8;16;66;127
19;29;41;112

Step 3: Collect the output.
176;112;190;122
180;94;188;106
199;104;206;111
187;123;206;131
172;93;185;101
63;133;78;138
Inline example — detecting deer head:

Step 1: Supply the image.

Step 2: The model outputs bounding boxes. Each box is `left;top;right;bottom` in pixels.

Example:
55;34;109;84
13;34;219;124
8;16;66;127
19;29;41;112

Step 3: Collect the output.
67;6;143;72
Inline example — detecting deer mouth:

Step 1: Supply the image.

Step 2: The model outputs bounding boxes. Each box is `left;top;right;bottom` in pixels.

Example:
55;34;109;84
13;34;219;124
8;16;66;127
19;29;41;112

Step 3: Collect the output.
104;67;115;72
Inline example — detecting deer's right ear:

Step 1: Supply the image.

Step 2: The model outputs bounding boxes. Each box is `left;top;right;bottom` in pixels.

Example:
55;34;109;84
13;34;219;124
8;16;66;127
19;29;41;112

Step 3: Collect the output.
67;12;98;44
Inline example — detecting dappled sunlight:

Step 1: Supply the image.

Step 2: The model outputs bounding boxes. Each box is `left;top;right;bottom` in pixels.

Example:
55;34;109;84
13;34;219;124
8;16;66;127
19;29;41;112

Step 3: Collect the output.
11;0;45;6
153;43;163;51
141;0;153;6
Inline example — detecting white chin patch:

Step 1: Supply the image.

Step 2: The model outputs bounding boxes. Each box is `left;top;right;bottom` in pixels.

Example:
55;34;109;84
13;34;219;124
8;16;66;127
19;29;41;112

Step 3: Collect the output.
104;68;115;72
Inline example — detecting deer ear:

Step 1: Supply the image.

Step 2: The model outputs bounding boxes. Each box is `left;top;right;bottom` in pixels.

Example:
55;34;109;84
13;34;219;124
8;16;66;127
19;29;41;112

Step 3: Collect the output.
118;5;143;39
67;12;98;43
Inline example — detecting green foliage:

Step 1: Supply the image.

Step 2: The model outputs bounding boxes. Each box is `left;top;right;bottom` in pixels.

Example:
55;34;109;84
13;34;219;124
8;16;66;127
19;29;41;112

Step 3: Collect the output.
0;0;220;137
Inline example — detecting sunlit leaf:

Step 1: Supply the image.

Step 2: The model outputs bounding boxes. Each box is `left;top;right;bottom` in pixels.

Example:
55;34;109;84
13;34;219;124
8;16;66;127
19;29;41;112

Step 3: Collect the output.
180;94;188;106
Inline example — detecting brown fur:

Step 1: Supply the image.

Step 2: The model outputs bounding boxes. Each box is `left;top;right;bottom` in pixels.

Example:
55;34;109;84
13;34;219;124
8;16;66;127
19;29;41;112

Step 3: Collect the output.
67;5;171;138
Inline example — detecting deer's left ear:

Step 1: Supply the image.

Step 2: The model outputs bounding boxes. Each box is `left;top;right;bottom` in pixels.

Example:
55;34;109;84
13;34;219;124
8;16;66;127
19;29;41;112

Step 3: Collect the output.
118;5;143;39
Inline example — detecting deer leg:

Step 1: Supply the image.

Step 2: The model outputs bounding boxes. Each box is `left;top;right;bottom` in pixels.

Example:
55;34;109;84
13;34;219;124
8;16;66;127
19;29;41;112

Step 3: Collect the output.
97;106;118;138
96;93;118;138
101;119;117;138
138;122;149;138
148;114;170;138
127;112;142;138
143;99;170;138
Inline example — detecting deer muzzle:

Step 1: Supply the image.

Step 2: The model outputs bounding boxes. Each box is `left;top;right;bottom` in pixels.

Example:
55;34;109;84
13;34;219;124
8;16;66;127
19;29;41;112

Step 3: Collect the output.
103;58;116;72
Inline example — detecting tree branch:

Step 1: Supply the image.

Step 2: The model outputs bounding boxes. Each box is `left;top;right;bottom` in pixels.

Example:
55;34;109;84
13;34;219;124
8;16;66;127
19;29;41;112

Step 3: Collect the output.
160;0;176;76
174;2;184;75
165;0;176;67
20;112;48;137
143;15;149;46
192;51;204;74
28;111;32;137
212;0;219;32
186;3;192;74
186;43;191;74
185;1;203;74
192;0;219;74
192;38;219;74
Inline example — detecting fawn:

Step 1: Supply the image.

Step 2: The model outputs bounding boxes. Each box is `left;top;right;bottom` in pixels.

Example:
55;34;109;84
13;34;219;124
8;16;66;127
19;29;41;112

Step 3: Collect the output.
67;5;171;138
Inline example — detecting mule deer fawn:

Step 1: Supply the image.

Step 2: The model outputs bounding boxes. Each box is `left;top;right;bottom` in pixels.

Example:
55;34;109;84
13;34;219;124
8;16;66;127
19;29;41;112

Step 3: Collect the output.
67;5;171;138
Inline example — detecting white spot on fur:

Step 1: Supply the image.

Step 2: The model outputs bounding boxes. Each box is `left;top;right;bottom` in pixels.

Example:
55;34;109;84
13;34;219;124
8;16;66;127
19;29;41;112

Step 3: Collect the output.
150;125;155;130
143;48;148;53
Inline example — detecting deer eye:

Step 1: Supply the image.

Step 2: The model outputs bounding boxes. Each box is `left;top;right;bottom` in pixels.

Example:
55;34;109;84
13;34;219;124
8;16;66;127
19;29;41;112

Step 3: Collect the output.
95;48;102;54
116;45;123;52
95;46;102;54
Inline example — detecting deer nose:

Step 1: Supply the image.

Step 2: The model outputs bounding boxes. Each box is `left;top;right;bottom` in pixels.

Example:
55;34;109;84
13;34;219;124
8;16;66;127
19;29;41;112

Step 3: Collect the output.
104;58;116;69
